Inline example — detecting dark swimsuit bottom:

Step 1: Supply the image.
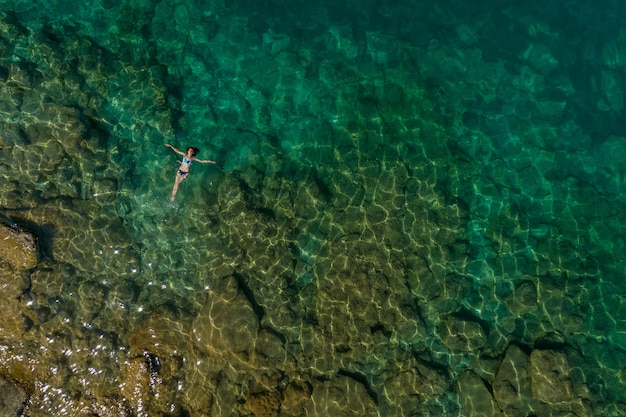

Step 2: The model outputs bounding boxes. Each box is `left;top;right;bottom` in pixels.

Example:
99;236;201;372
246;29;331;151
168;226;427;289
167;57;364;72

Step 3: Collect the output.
179;157;192;176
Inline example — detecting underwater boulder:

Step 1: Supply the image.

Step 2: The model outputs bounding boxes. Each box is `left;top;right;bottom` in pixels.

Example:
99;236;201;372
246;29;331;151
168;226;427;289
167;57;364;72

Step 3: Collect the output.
0;222;37;270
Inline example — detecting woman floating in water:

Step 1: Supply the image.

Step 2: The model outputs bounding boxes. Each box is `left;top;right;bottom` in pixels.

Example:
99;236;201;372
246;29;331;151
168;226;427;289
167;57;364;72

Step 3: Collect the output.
165;144;216;201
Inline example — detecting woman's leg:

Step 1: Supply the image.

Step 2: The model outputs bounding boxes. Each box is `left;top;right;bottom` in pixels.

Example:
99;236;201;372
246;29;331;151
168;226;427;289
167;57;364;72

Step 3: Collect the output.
170;175;185;201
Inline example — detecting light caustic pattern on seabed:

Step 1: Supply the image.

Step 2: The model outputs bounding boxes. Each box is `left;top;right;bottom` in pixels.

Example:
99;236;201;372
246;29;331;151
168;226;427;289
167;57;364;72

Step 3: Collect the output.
1;0;626;415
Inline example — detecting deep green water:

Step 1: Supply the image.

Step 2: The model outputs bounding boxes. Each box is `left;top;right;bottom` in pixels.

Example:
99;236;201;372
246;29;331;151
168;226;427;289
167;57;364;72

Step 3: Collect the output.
1;0;625;416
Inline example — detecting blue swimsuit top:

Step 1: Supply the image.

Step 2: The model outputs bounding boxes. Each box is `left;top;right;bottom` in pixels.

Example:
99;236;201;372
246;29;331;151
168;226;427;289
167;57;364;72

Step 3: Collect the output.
182;157;193;165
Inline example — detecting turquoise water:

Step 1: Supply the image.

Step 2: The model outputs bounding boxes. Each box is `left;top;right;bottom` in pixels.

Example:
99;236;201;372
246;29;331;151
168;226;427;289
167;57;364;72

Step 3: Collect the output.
0;0;625;415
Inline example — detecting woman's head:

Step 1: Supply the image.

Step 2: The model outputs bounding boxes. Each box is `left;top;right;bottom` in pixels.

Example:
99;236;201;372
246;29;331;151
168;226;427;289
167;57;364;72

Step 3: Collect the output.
187;147;200;156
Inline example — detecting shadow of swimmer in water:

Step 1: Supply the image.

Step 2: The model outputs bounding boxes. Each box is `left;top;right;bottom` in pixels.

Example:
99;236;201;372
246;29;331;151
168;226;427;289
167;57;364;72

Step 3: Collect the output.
164;144;217;202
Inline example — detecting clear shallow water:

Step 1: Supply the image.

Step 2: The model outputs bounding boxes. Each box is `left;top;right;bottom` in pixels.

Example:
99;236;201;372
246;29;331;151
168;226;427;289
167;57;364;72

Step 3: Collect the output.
1;0;625;415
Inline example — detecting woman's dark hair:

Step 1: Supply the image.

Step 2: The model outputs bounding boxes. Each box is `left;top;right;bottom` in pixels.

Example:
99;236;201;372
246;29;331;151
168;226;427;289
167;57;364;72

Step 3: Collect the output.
188;147;200;156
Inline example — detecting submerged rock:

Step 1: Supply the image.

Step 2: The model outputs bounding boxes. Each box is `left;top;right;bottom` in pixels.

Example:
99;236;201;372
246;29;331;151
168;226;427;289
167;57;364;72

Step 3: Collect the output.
529;349;591;415
191;275;259;355
530;349;574;403
456;370;498;417
493;344;533;416
305;375;378;417
0;375;27;416
0;223;37;270
120;358;151;416
0;262;31;339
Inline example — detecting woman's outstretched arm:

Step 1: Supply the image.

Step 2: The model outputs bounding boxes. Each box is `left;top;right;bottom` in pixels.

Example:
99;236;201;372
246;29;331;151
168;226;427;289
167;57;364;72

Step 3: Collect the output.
165;143;185;156
195;158;217;164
